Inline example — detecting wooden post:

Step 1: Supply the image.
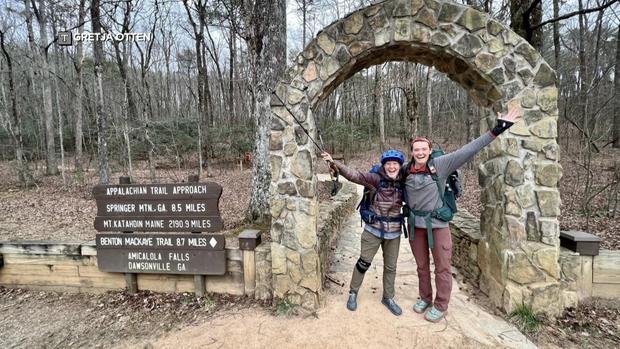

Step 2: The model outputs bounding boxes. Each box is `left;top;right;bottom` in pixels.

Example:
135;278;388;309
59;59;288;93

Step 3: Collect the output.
239;229;261;296
120;175;138;293
579;255;594;299
189;174;206;297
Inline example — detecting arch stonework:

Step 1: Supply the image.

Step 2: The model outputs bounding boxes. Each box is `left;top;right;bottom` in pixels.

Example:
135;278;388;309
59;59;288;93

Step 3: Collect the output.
269;0;564;315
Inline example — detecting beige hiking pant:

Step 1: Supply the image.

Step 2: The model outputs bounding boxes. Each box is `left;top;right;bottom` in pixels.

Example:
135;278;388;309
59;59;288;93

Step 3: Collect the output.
349;230;401;299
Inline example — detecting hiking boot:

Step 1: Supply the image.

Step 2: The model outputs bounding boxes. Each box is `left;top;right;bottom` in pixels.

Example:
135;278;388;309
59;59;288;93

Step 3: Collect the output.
381;297;402;316
424;306;446;322
346;291;357;311
413;299;431;314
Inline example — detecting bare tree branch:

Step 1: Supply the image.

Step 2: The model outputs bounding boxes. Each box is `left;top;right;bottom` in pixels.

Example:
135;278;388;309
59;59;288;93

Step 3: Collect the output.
533;0;618;30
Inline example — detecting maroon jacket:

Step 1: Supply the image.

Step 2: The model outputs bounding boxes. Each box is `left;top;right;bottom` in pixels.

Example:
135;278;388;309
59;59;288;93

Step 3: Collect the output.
332;161;405;234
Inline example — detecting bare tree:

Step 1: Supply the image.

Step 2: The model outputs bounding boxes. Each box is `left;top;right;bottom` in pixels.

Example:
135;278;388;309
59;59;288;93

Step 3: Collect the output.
182;0;213;177
91;0;110;184
510;0;543;51
405;63;419;138
374;65;386;150
71;0;86;173
614;23;620;148
426;68;433;136
0;27;31;185
295;0;314;47
241;0;287;223
32;0;59;175
552;0;561;70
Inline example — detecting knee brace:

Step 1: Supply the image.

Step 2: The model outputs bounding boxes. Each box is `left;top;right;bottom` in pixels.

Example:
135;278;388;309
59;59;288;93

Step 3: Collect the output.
355;258;371;274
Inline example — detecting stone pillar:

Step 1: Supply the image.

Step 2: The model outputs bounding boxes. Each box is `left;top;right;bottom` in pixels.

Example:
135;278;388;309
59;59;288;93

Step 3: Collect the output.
478;86;563;317
269;93;322;310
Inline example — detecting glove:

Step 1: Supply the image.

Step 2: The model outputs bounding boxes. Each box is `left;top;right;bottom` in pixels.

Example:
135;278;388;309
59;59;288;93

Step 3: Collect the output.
491;119;514;136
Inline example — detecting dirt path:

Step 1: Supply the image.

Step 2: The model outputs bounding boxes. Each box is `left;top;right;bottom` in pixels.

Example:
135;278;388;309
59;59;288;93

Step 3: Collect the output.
124;180;535;349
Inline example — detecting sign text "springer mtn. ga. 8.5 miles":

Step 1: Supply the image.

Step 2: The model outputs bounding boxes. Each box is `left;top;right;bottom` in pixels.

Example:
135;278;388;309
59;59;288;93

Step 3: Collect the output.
92;182;224;232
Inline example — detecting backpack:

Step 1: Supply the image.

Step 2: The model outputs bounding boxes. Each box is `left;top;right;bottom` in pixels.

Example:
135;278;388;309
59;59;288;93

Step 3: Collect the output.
356;164;408;237
408;147;462;220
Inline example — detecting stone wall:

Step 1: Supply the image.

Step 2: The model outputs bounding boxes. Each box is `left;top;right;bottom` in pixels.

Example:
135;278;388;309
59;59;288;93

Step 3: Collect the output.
450;211;482;284
452;213;620;312
560;249;620;303
317;180;358;288
0;240;245;295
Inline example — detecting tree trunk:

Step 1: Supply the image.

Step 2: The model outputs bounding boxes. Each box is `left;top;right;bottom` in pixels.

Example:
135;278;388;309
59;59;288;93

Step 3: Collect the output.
23;0;44;162
228;24;236;123
510;0;543;51
405;63;419;138
578;0;590;137
614;24;620;148
56;82;66;186
426;68;433;136
0;29;30;185
301;0;307;47
552;0;561;71
182;0;212;176
91;0;110;184
246;0;286;224
379;68;385;150
73;0;86;173
36;0;58;175
205;25;227;124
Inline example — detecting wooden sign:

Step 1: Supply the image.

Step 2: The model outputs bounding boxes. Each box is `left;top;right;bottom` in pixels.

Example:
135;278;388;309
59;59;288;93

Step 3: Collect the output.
93;182;223;232
96;233;226;275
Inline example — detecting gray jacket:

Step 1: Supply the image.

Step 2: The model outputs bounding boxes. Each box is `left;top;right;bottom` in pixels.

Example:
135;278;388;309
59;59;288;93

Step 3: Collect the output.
405;132;495;228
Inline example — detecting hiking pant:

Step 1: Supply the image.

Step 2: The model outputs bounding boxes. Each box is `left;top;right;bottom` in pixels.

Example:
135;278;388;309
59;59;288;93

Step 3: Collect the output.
409;227;452;311
350;230;401;299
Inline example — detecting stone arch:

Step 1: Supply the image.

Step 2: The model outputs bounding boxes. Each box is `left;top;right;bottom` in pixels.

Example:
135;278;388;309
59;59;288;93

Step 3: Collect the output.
269;0;563;315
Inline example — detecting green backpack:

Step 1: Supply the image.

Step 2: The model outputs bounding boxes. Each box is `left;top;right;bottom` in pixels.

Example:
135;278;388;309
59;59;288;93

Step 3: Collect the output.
427;148;462;219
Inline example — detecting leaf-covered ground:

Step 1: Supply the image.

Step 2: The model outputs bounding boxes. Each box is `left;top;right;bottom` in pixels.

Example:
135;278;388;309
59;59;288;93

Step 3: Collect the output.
536;298;620;348
0;286;268;349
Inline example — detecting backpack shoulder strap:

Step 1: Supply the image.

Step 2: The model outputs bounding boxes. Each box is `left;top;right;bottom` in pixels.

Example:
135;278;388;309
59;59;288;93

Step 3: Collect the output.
428;159;445;202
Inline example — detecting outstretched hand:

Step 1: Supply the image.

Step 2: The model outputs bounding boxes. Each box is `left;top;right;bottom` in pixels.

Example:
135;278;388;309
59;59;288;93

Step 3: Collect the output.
497;104;521;123
321;152;334;163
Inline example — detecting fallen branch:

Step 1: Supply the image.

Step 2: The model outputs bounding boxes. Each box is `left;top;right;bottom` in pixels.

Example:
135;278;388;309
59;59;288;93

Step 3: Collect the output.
325;274;344;287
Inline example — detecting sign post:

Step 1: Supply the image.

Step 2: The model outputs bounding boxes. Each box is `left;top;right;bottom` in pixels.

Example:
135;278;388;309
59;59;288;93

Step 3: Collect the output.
93;175;224;296
119;176;137;293
189;174;206;297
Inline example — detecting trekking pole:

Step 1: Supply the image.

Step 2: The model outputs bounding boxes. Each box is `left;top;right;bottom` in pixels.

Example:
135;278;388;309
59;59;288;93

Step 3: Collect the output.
270;90;325;153
271;90;339;195
318;130;339;196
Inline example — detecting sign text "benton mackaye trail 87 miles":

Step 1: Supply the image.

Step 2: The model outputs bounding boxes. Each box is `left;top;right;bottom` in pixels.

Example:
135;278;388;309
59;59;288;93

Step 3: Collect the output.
96;234;226;275
92;182;224;232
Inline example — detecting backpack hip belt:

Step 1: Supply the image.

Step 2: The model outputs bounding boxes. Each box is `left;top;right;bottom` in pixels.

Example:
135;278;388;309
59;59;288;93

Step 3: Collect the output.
409;209;435;248
363;213;408;238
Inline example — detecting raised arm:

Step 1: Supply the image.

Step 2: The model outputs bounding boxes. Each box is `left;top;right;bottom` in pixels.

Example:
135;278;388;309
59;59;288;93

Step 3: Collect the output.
321;152;379;189
435;105;521;176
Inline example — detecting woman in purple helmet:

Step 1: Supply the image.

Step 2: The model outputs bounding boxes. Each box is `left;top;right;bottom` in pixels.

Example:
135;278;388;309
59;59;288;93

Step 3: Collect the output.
321;149;407;316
